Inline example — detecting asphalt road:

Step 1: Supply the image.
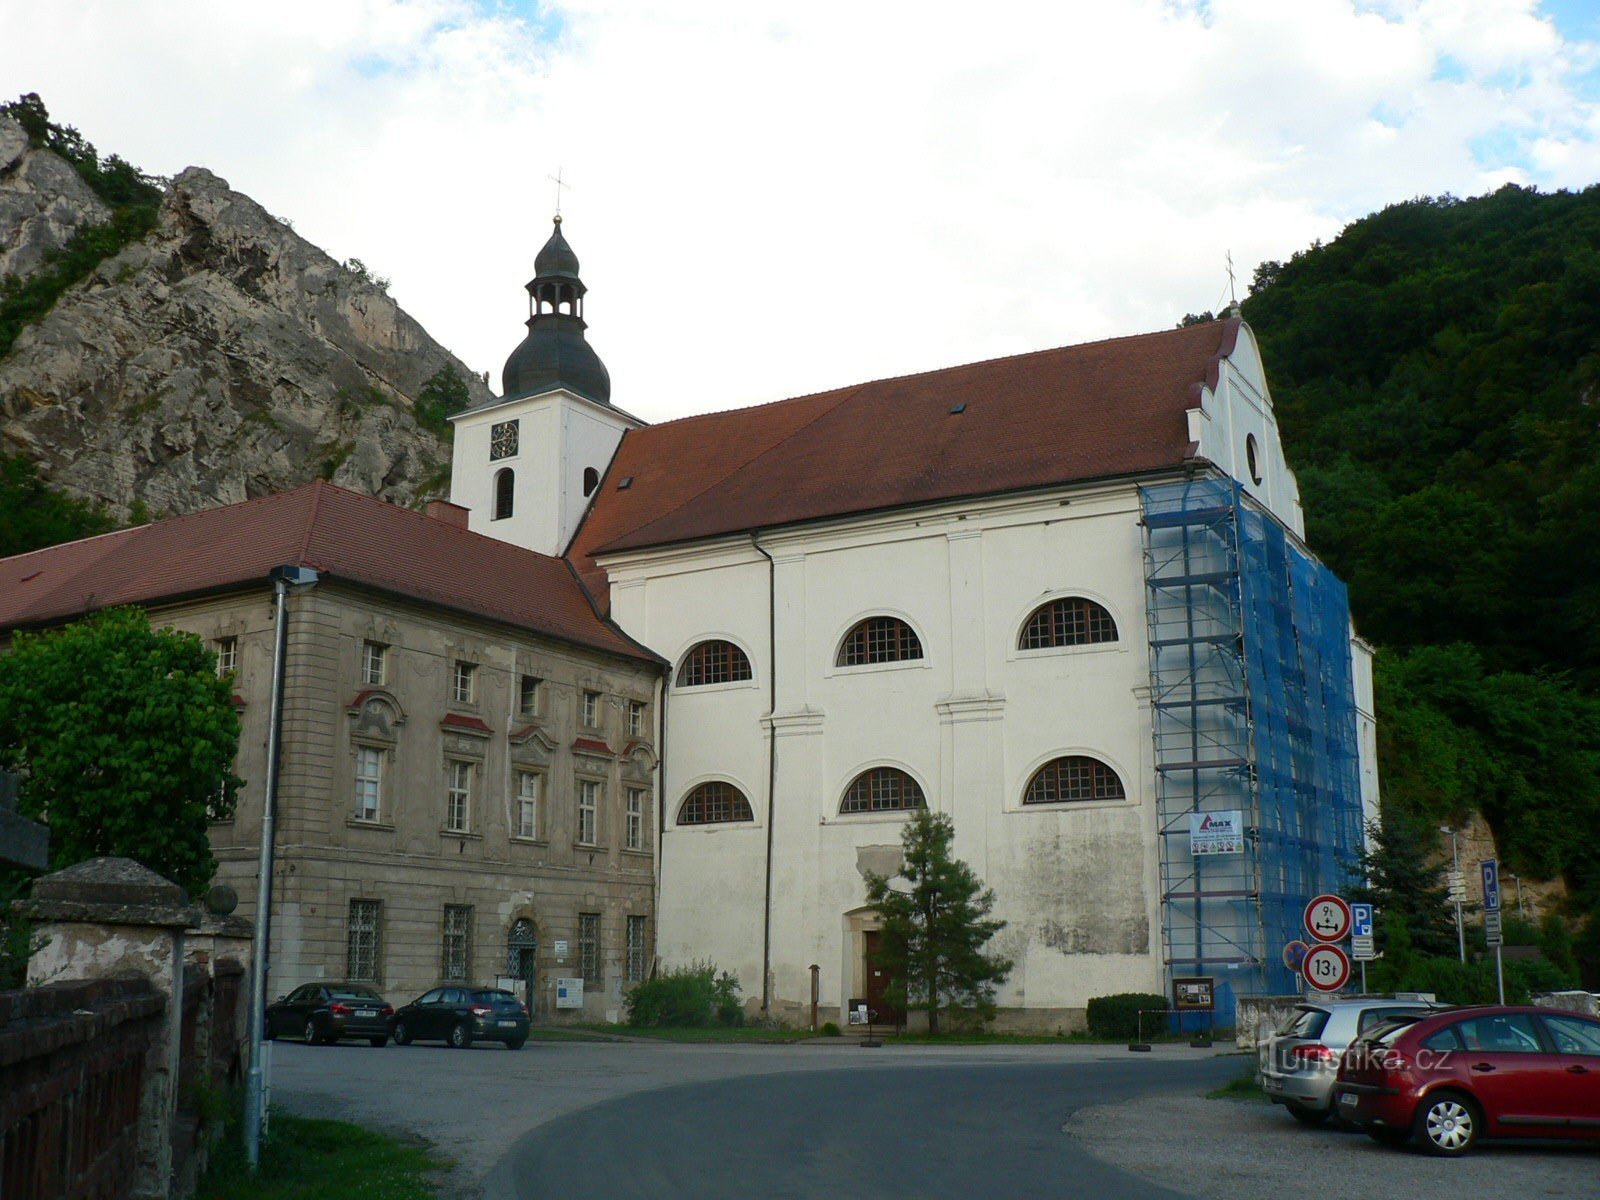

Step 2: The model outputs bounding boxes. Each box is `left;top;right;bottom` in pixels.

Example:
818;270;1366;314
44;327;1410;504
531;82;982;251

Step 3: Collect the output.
486;1057;1235;1200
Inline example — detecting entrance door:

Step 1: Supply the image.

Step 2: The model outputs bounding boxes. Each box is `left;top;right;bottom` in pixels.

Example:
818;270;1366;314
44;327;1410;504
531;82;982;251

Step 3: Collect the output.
863;931;903;1027
507;919;538;1016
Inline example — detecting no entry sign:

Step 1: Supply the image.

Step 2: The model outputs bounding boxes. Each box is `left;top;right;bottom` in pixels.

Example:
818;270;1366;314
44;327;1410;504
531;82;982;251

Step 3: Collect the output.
1304;894;1352;943
1302;943;1352;992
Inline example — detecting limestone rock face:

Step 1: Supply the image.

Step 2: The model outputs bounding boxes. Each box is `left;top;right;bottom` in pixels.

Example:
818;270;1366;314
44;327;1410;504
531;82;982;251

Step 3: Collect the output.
0;130;491;521
0;116;113;281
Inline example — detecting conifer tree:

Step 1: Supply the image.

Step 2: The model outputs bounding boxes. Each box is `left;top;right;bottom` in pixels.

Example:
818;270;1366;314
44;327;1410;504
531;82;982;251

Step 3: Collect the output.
864;809;1012;1033
1347;812;1458;959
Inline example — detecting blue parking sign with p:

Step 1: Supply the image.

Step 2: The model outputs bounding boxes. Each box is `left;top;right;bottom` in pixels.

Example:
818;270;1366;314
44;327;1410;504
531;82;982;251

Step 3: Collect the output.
1351;903;1373;938
1481;860;1500;912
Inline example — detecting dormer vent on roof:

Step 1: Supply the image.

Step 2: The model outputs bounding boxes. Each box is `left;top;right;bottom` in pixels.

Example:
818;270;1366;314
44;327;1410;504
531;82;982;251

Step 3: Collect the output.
500;215;612;406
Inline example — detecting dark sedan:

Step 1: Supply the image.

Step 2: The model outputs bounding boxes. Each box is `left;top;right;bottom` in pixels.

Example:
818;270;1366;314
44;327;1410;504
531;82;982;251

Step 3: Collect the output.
265;982;395;1046
393;986;530;1049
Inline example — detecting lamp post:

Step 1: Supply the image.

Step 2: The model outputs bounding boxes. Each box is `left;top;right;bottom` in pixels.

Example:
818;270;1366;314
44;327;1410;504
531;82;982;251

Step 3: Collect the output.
244;565;318;1169
1441;824;1465;963
1509;873;1525;919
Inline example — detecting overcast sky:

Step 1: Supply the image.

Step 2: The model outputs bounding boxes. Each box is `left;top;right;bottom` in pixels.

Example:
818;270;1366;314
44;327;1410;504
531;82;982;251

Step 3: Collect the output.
4;1;1598;422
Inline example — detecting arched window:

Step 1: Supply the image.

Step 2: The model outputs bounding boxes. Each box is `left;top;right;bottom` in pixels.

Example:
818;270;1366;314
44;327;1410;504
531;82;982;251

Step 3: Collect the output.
836;617;923;667
1019;597;1117;650
583;467;600;496
840;768;926;814
493;468;515;521
1023;756;1126;805
677;782;754;825
676;640;753;687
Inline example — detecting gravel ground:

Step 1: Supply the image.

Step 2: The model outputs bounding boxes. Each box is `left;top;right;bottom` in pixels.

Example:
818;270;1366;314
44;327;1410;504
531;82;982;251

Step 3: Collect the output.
1067;1090;1599;1200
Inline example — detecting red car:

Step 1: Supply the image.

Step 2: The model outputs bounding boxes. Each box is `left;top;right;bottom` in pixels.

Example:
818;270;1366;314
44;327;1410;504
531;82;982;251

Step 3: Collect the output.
1332;1005;1600;1154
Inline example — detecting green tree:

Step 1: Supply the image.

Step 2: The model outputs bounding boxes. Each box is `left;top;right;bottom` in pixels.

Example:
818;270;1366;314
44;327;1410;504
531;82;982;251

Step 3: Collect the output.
1347;812;1458;959
0;453;116;557
413;366;471;438
864;810;1012;1033
0;608;241;895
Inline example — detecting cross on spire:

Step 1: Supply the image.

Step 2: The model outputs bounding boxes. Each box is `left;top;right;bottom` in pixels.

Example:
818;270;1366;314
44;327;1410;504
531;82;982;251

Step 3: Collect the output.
1225;249;1241;315
548;168;571;219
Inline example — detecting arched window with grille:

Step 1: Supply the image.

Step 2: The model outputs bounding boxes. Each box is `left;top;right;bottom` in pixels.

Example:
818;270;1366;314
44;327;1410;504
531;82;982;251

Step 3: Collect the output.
839;768;926;814
1023;756;1126;805
1018;597;1117;650
676;640;754;687
836;616;923;667
493;467;515;521
677;782;755;826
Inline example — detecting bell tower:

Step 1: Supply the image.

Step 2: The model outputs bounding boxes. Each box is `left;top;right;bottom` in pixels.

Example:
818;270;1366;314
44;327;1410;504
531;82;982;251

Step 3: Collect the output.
449;216;641;555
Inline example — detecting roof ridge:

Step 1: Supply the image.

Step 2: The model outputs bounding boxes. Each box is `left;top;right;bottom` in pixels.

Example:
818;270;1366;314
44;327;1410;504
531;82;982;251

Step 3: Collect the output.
595;383;868;553
309;481;583;567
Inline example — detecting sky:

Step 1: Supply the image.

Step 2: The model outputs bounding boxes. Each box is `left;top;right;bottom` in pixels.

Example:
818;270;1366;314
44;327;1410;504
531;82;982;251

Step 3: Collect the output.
3;0;1599;423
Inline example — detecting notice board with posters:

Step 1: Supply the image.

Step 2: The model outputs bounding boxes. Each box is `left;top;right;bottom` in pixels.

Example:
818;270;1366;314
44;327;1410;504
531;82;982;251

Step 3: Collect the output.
1172;976;1215;1012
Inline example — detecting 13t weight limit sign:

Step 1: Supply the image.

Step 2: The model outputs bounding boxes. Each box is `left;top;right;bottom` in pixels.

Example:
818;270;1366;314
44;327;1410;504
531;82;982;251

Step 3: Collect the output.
1302;944;1352;992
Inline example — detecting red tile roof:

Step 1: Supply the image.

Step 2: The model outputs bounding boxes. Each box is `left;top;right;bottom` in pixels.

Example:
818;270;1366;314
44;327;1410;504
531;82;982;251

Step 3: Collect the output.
0;481;658;664
572;736;613;756
441;713;494;734
570;319;1236;596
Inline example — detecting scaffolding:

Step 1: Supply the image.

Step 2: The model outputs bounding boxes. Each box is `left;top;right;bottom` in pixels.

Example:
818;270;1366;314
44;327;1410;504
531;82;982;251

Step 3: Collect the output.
1141;477;1364;1020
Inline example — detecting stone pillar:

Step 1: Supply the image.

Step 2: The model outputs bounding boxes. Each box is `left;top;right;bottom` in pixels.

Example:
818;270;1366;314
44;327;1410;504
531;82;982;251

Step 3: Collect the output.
16;858;203;1200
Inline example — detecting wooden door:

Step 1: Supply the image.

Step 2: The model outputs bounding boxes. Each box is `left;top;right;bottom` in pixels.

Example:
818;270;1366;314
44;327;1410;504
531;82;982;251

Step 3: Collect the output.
863;931;903;1026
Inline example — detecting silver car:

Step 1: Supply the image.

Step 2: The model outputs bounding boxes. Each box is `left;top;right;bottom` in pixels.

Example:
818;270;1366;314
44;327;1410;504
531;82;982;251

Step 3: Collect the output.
1259;998;1444;1123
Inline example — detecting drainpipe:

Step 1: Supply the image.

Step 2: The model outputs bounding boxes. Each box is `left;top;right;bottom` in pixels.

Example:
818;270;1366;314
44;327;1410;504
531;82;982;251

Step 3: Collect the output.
752;533;777;1018
653;669;667;978
245;564;318;1169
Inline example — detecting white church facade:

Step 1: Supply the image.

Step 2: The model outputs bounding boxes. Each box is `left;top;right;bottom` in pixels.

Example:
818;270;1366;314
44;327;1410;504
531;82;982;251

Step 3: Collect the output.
450;219;1378;1027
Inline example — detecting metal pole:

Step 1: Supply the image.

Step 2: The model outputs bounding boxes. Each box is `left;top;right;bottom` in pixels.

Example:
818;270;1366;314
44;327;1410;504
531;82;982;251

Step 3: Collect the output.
245;566;315;1168
1450;830;1465;964
1494;944;1504;1005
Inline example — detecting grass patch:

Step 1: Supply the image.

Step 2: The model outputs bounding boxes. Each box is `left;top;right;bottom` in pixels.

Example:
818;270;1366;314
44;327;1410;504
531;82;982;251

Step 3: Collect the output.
1207;1069;1267;1102
198;1110;446;1200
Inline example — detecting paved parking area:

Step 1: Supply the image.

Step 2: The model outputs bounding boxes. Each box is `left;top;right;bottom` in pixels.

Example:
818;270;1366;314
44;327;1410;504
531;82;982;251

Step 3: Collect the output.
270;1038;1235;1199
1067;1092;1599;1200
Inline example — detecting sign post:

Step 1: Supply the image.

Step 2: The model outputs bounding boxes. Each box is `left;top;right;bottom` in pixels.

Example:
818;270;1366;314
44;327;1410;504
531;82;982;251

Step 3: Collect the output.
1482;859;1504;1004
1302;944;1352;992
1350;902;1375;994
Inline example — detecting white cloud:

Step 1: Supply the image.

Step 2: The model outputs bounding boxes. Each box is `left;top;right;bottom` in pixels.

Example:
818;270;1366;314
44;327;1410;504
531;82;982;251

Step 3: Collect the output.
1;0;1596;420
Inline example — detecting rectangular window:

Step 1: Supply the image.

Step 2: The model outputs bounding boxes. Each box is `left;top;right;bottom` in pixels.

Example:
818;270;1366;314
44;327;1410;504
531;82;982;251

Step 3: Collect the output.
354;746;382;822
578;912;601;984
581;690;600;727
347;899;382;983
625;787;646;851
516;771;540;839
626;915;648;983
361;640;386;685
628;700;645;737
451;660;476;705
577;780;599;845
442;904;473;981
446;761;472;832
214;636;238;676
519;674;541;717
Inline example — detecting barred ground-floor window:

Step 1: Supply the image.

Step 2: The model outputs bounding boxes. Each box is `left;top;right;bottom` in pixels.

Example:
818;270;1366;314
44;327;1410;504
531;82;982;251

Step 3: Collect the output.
442;904;473;981
347;898;382;983
626;915;649;982
578;912;601;984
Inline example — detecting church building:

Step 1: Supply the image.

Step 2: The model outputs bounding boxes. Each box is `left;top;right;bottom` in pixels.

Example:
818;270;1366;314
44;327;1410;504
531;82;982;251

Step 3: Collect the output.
454;216;1377;1028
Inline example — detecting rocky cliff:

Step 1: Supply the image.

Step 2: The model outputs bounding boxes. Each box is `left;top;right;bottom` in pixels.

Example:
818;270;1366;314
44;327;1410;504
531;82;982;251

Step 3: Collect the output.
0;114;491;521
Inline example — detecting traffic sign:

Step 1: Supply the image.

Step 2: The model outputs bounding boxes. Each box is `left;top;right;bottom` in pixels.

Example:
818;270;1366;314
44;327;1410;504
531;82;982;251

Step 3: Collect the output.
1485;911;1504;947
1481;860;1501;913
1447;870;1466;903
1304;894;1353;943
1351;902;1374;938
1351;934;1376;962
1283;940;1310;972
1302;944;1352;992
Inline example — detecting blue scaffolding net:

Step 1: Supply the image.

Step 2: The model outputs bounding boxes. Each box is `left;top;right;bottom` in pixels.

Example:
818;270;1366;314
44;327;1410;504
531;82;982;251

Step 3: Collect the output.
1141;477;1364;1022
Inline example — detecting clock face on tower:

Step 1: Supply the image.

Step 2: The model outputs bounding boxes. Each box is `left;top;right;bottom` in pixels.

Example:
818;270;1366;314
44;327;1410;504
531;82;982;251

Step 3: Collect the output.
490;420;520;461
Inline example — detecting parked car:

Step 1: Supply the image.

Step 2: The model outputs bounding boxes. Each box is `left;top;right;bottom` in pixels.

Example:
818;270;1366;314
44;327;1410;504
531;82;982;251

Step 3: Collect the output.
265;982;395;1046
1333;1004;1600;1154
1258;998;1445;1124
392;986;531;1049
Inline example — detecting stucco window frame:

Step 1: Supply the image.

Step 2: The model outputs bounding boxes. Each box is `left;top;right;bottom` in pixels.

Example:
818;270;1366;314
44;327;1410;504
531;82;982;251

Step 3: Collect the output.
824;610;933;679
346;739;397;831
825;760;933;825
442;756;483;839
511;767;547;846
574;774;605;849
671;774;762;831
1007;589;1128;664
671;634;760;694
1009;748;1136;815
621;784;651;856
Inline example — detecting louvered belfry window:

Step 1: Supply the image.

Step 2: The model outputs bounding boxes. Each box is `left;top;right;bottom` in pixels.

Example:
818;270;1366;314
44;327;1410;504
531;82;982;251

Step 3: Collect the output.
677;640;753;687
1023;756;1126;804
837;617;922;667
1019;598;1118;649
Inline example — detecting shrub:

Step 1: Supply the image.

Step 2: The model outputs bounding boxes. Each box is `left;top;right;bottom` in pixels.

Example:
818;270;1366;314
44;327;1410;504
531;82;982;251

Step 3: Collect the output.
1085;992;1170;1040
820;1021;840;1037
624;960;743;1028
